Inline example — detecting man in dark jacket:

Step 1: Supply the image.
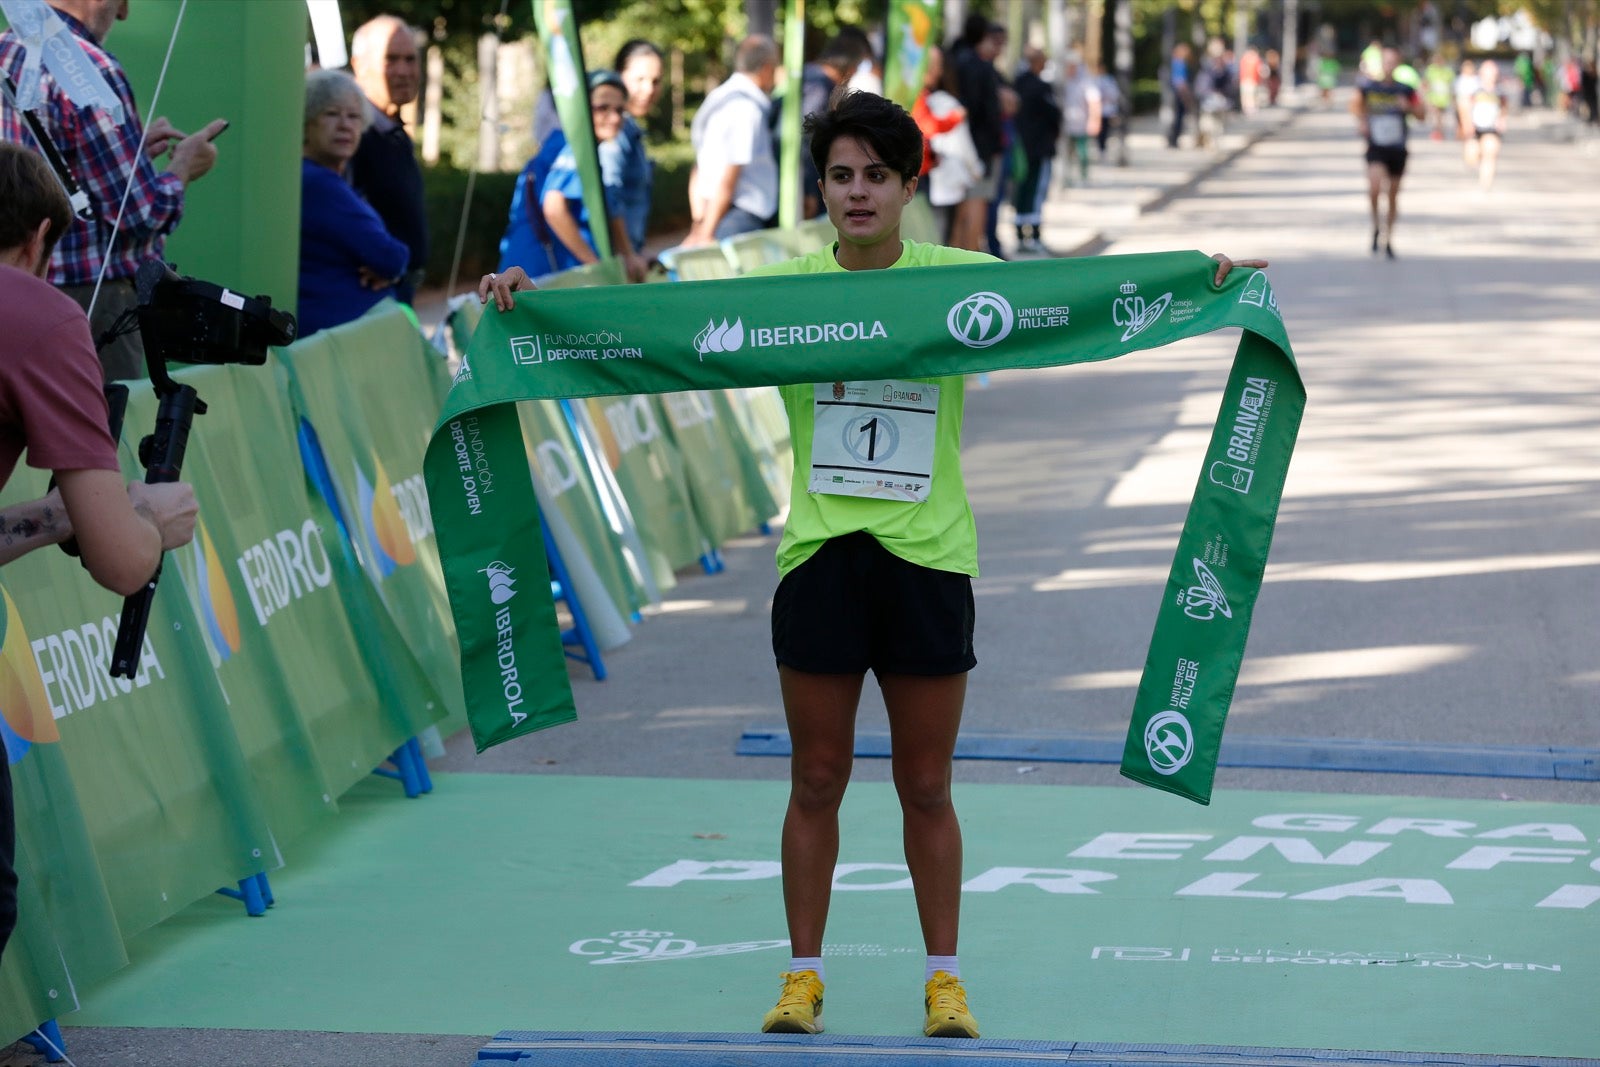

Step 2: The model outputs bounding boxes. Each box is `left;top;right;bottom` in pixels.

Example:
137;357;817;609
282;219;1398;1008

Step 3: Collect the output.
1011;46;1061;252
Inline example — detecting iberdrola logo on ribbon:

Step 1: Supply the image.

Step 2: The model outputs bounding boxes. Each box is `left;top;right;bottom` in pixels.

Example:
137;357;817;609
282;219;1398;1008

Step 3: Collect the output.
181;518;243;664
695;318;744;359
0;586;59;764
356;455;417;579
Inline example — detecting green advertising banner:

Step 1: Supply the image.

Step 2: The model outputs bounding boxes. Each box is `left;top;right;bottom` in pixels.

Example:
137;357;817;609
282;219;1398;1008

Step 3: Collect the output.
882;0;941;111
582;395;705;587
423;253;1303;802
531;0;610;259
277;305;463;743
155;361;417;830
516;399;639;641
0;470;274;939
16;0;304;319
659;391;775;549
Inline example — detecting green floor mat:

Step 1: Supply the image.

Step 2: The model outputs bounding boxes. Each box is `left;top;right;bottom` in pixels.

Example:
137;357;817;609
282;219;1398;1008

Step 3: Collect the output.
69;774;1598;1060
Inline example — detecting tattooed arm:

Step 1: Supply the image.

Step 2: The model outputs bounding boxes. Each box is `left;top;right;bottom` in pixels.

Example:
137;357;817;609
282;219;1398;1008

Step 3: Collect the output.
0;489;72;567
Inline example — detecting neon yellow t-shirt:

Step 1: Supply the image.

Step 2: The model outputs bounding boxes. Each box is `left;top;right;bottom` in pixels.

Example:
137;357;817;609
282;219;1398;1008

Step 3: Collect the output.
747;239;998;578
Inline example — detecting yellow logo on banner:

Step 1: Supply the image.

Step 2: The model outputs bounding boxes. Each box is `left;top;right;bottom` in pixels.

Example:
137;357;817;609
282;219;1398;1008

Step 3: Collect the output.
193;520;243;660
357;456;417;577
0;587;59;762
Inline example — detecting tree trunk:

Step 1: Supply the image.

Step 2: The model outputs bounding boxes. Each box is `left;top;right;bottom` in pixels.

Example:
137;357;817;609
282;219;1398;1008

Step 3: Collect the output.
422;43;443;165
477;31;500;172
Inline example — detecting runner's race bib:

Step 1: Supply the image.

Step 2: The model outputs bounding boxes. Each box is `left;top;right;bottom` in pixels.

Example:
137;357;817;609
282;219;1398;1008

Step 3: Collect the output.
1368;113;1404;147
809;379;938;502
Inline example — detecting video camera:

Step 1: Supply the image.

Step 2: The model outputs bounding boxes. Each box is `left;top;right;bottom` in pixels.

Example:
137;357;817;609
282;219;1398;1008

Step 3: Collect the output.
98;261;297;677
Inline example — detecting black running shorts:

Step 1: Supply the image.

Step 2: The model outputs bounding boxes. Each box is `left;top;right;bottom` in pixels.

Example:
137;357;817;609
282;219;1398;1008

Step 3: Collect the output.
771;531;977;676
1365;144;1408;176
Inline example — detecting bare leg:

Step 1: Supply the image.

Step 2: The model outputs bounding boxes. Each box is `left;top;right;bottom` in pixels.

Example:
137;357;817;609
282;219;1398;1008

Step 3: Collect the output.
1385;174;1402;255
1478;132;1501;189
1366;162;1384;251
880;671;968;956
778;667;864;957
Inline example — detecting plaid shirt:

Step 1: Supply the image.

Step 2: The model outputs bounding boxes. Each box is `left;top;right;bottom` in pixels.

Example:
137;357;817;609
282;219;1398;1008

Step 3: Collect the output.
0;11;184;287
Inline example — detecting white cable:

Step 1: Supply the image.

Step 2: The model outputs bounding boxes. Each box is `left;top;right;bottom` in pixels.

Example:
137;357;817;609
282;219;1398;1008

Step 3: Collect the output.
30;1027;80;1067
88;0;188;321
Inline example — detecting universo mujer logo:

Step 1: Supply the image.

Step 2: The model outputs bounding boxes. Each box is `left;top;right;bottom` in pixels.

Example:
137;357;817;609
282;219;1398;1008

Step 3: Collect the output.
947;291;1014;348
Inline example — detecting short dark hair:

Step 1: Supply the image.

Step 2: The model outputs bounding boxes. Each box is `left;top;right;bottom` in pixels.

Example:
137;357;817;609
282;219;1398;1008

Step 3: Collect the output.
614;38;662;74
804;88;922;185
0;143;72;260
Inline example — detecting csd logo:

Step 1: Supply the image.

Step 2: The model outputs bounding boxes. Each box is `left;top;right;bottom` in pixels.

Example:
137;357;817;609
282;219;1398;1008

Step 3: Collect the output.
947;291;1014;348
1112;282;1172;342
482;561;517;605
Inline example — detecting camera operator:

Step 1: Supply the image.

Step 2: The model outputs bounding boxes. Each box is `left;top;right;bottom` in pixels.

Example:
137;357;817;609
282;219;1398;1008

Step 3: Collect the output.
0;0;227;382
0;141;200;962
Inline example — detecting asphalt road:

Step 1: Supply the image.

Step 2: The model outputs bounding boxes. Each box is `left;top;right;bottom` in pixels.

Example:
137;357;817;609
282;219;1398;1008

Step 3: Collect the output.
26;98;1600;1067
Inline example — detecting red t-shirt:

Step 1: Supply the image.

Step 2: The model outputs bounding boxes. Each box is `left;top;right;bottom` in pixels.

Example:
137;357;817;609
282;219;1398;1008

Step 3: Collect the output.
0;263;120;488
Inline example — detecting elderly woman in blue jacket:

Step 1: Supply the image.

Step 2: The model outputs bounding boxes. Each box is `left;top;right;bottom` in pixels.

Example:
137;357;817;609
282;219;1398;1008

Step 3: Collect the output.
298;68;410;337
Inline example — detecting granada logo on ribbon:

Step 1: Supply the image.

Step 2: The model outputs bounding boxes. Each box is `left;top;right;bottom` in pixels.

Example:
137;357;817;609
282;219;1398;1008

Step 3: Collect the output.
1114;280;1173;342
695;318;744;358
1144;710;1196;775
1183;559;1233;621
1208;376;1278;498
1237;271;1281;320
0;586;59;764
947;291;1014;348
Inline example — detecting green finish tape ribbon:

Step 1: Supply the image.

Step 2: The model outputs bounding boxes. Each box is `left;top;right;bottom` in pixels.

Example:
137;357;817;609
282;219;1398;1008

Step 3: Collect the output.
424;251;1303;804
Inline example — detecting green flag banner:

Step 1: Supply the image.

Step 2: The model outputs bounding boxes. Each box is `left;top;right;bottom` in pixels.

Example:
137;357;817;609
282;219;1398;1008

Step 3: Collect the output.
532;0;610;259
882;0;941;110
777;0;805;229
424;252;1303;804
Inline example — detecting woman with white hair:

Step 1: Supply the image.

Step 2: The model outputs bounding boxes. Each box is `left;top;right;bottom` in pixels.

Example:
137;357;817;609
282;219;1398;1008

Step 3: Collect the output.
298;67;410;338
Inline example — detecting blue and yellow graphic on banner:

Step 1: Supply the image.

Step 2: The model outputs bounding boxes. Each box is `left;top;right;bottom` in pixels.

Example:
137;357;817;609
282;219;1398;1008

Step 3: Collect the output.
0;586;58;763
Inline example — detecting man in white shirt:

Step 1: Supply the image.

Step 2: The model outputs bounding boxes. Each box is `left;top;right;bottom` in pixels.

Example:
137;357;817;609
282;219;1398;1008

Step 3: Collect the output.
686;35;779;244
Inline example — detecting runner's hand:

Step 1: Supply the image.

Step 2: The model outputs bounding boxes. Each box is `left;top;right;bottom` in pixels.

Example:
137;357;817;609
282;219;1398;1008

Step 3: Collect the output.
1210;254;1269;285
478;267;535;312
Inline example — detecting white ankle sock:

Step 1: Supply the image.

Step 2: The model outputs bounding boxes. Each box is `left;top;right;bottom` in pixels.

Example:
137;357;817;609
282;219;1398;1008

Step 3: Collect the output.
925;955;960;981
789;956;825;982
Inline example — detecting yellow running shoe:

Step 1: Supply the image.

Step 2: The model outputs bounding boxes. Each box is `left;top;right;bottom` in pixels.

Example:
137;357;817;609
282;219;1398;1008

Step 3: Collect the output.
923;971;980;1038
761;970;825;1034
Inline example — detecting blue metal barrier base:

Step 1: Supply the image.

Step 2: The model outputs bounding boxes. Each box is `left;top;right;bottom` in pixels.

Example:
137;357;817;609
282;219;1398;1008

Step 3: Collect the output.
373;737;434;797
214;872;274;916
736;728;1600;781
476;1031;1597;1066
21;1019;66;1062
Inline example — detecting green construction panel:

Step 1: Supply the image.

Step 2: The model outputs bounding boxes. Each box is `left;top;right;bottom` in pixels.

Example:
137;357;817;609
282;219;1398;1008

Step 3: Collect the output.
67;776;1600;1062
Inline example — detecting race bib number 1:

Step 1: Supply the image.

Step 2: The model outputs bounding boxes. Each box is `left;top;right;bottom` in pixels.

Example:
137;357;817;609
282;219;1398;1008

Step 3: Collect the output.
809;379;938;502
